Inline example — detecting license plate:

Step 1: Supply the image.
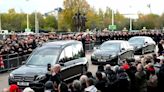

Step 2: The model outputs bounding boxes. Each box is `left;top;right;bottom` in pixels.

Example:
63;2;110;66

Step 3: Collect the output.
17;82;29;86
98;59;106;62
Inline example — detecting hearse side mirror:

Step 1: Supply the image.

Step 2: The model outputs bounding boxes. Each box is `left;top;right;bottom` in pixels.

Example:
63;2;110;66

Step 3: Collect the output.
47;63;51;71
22;61;26;65
121;48;125;52
144;42;148;45
59;62;64;66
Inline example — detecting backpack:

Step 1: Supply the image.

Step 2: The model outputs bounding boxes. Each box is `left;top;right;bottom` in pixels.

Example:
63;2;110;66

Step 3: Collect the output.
117;71;130;81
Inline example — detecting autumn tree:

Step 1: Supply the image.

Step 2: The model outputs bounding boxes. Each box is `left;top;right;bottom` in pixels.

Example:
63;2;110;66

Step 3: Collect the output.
159;13;164;29
135;14;160;29
43;15;57;32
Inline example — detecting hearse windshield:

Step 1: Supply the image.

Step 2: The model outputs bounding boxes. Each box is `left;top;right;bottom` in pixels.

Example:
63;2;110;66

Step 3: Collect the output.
100;42;120;51
26;48;60;66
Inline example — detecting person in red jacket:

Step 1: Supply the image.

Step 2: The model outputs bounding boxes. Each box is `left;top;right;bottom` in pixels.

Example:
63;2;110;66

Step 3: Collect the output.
9;84;21;92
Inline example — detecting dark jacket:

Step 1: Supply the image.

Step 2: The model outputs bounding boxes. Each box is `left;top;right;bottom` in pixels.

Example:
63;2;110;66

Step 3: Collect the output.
157;64;164;92
158;43;163;55
117;69;130;92
95;79;106;92
40;72;62;86
135;71;147;92
105;69;118;92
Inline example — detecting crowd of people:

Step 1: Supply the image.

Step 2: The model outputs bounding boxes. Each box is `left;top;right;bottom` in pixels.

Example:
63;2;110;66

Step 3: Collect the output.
3;53;164;92
0;31;163;56
0;34;48;56
1;31;164;92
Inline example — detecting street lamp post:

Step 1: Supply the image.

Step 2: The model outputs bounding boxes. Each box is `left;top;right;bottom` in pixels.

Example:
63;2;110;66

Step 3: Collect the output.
55;7;62;31
35;11;39;33
27;14;29;29
0;12;2;33
129;6;133;31
26;0;30;31
129;18;132;31
57;10;59;31
44;7;62;32
112;10;114;32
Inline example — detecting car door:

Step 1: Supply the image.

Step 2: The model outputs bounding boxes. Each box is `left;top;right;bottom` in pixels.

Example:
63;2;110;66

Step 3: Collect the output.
144;38;152;52
72;43;85;75
125;42;134;57
142;38;147;52
59;45;82;81
148;37;156;52
58;45;76;80
120;42;133;60
119;42;128;60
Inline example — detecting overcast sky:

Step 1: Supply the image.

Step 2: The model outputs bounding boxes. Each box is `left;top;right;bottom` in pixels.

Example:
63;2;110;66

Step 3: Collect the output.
0;0;164;16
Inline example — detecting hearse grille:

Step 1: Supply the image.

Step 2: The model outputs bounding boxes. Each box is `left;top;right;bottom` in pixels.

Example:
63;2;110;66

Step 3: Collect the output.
14;75;34;82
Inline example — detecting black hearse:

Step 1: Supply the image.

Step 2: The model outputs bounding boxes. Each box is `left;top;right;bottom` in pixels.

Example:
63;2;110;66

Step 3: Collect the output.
8;40;89;89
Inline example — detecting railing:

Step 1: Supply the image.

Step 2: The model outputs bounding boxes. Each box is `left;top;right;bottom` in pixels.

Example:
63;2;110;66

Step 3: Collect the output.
0;53;30;72
0;42;100;73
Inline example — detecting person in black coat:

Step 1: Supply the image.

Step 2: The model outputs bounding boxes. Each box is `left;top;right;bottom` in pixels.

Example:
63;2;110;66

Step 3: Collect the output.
152;53;160;64
157;63;164;92
39;64;62;91
81;35;86;53
117;68;130;92
58;82;69;92
44;81;56;92
157;40;164;56
95;71;106;92
124;60;137;92
105;65;118;92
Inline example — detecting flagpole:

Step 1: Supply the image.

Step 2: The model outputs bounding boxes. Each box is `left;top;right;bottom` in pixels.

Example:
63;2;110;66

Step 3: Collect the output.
0;12;2;33
35;11;39;33
26;0;30;30
112;10;114;32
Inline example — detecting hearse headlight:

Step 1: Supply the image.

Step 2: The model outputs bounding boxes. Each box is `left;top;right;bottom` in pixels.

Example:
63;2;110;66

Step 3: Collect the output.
9;73;14;79
91;54;96;59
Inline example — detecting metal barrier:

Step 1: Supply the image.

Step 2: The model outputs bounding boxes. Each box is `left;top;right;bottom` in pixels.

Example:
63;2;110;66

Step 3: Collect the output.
0;53;30;72
0;42;100;73
84;41;95;51
85;43;94;51
84;40;102;51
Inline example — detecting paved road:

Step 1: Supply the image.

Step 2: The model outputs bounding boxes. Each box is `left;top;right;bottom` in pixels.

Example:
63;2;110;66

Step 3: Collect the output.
0;51;150;90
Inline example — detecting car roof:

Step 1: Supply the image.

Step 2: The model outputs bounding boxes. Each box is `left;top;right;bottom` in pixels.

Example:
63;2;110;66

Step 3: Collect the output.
42;40;81;48
105;40;128;43
130;36;151;39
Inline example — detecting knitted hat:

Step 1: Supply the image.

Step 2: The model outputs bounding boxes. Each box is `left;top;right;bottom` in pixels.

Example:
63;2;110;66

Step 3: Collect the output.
147;67;155;72
121;64;130;70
